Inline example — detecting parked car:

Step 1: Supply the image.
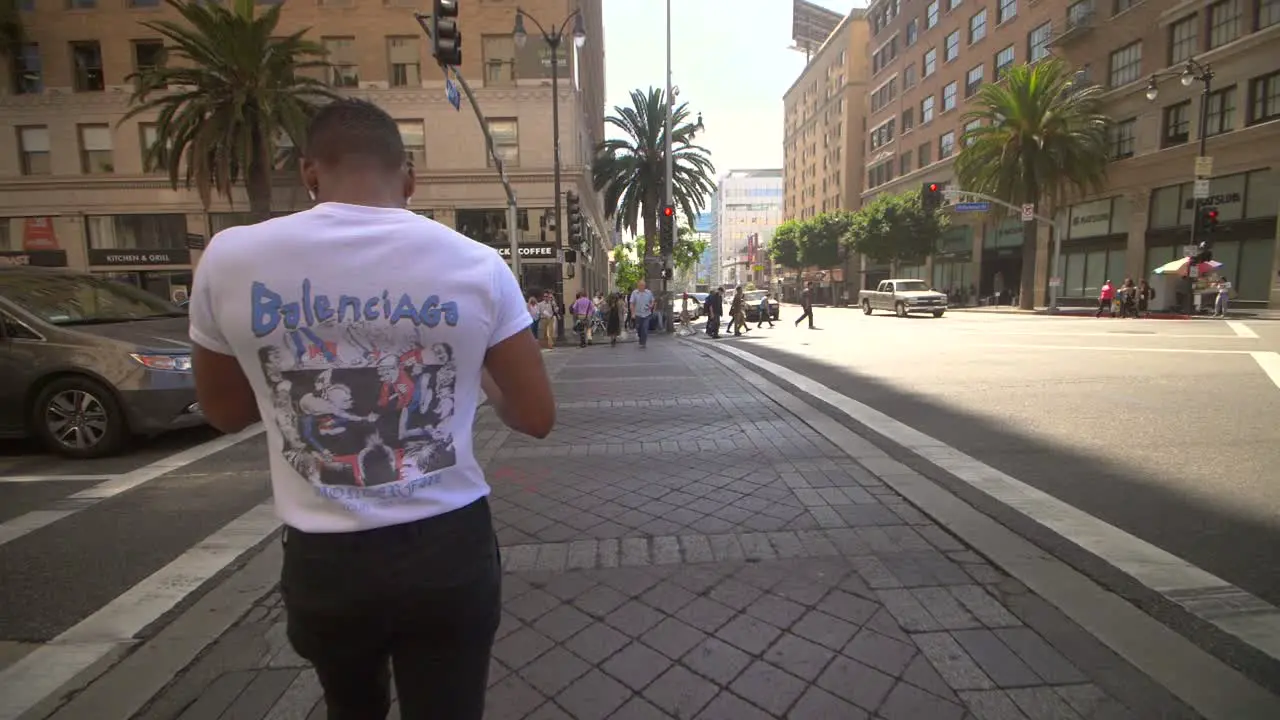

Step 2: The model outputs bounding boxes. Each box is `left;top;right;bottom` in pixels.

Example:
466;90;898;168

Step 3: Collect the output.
859;279;948;318
0;266;204;458
742;290;780;322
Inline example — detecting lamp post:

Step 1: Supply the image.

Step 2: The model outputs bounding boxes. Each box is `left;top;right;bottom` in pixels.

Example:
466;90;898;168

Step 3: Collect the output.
1145;59;1214;314
514;7;586;340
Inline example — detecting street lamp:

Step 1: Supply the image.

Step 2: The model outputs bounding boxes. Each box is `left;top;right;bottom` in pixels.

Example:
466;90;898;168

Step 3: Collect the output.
1145;58;1214;313
513;6;586;339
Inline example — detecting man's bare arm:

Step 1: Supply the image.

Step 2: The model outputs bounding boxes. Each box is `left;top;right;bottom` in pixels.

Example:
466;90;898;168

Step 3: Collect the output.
192;344;260;433
483;329;555;438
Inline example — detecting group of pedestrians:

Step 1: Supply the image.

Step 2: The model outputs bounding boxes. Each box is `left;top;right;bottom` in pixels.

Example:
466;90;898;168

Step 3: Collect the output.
1095;278;1156;318
525;282;662;350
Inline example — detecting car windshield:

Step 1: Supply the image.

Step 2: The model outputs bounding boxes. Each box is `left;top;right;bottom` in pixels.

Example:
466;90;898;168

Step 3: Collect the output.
0;272;186;326
744;291;770;302
895;280;931;292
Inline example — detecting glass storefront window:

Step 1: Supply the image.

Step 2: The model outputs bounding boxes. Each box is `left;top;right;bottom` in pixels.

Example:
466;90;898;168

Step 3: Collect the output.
1084;250;1108;298
1149;186;1182;228
1237;238;1273;301
86;214;187;250
1064;252;1085;297
455;208;532;246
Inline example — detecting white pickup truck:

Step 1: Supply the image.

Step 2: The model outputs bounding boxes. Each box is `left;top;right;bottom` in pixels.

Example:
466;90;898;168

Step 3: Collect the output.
859;279;948;318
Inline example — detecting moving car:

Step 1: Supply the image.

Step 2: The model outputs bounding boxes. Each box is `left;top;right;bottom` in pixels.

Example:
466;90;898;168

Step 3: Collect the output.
859;279;948;318
742;290;780;322
0;266;204;458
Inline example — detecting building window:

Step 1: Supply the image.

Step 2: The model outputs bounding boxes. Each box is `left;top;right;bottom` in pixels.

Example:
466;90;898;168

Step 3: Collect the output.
1208;0;1242;48
943;82;958;111
927;0;940;28
1114;0;1136;13
966;63;984;97
71;41;104;92
906;17;919;46
18;126;51;175
939;131;956;159
922;95;936;123
962;119;982;147
945;31;960;62
949;0;963;9
1168;15;1198;65
900;150;914;175
998;0;1016;24
86;214;188;250
904;63;917;88
128;0;161;6
1248;70;1280;125
132;39;165;87
995;45;1014;79
322;37;359;87
867;160;895;189
482;35;516;87
1204;86;1236;136
969;9;987;43
397;120;425;168
871;119;896;150
1260;0;1280;29
139;123;163;173
1162;101;1191;147
68;0;96;8
486;118;519;166
12;43;41;95
924;48;937;76
78;124;114;174
902;107;915;131
1028;22;1052;63
1109;117;1135;159
387;37;420;88
918;141;932;167
1108;42;1141;88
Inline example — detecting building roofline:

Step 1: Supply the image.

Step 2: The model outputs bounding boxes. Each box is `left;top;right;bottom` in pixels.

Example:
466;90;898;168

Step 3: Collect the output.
783;7;866;100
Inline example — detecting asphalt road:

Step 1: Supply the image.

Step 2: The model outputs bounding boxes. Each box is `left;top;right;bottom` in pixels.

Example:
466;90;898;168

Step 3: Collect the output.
712;306;1280;609
0;429;271;644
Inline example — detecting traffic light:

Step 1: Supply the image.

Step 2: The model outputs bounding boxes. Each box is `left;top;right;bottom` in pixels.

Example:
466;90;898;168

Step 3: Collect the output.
1192;241;1213;264
430;0;461;67
566;191;582;245
659;205;675;255
921;182;943;213
1197;206;1219;236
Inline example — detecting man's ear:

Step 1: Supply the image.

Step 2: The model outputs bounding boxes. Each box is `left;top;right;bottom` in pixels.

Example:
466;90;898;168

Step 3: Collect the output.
300;158;318;198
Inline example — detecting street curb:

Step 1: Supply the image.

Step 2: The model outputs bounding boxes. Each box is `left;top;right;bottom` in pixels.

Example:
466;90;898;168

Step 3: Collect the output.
33;537;282;720
682;336;1280;719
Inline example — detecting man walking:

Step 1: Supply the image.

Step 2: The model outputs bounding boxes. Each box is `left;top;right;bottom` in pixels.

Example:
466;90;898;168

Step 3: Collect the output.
630;280;655;348
795;281;815;328
186;99;555;719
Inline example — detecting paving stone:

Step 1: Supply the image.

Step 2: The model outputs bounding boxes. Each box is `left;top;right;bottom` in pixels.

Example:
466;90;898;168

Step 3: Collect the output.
597;567;664;596
611;696;674;720
738;533;779;560
763;633;837;681
952;629;1045;688
914;632;995;691
878;681;967;720
1052;684;1137;720
653;536;682;565
224;668;298;720
960;689;1033;720
766;531;809;558
507;588;563;623
563;622;630;664
604;641;675;691
815;589;878;626
790;609;858;651
542;572;597;601
1006;686;1086;719
536;543;570;572
566;540;600;570
573;583;630;618
850;556;903;589
681;636;753;686
599;538;621;567
525;701;574;720
786;685;869;720
519;646;591;696
729;660;808;716
843;627;917;677
641;581;698;615
606;600;667;637
707;534;746;561
769;575;832;606
815;655;895;712
877;589;944;632
504;545;541;572
693;691;773;720
642;616;707;661
715;614;784;655
556;669;632;720
951;585;1023;629
733;563;793;591
744;592;807;628
644;665;719;719
912;587;983;630
493;626;555;670
994;628;1087;685
485;674;545;720
793;530;840;557
707;578;764;611
679;535;715;563
674;596;737;634
901;652;960;702
533;604;595;642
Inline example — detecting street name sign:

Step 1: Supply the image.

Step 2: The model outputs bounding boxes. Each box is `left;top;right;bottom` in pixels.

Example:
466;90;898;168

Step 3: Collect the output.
953;202;990;212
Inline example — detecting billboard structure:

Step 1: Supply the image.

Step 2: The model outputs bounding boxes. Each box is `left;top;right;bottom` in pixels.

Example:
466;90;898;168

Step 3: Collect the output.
791;0;845;60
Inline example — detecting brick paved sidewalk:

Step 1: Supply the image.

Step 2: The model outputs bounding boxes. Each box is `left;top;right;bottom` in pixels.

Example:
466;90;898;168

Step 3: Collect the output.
128;339;1194;720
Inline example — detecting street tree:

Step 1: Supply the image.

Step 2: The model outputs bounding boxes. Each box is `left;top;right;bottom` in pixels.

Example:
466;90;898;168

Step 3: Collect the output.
796;212;852;268
121;0;336;220
955;58;1110;309
846;188;947;264
768;220;803;269
633;230;709;271
591;87;715;260
611;244;644;291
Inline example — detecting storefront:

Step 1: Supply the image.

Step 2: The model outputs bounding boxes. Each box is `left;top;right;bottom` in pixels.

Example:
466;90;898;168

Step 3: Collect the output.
982;220;1025;302
0;250;68;268
932;225;975;304
86;214;193;303
1055;197;1130;305
495;243;560;296
1145;169;1277;305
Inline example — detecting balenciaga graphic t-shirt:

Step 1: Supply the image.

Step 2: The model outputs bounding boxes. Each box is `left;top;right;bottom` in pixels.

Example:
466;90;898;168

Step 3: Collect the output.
188;203;531;533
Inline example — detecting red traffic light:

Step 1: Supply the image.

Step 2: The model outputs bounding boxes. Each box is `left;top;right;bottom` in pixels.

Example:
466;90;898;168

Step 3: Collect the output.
662;205;674;217
1206;209;1218;220
927;183;939;192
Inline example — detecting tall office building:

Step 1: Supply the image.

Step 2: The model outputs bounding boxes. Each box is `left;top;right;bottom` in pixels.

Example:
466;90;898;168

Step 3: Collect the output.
712;169;784;287
0;0;612;302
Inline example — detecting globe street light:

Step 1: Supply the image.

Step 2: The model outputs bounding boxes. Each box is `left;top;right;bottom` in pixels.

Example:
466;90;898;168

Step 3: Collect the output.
513;7;587;339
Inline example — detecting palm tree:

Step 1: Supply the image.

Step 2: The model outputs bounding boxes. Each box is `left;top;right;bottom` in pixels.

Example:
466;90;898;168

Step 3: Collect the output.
592;87;715;259
121;0;336;219
955;58;1111;309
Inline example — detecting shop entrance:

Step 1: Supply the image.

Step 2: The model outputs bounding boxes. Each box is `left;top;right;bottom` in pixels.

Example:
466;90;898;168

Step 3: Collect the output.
980;251;1022;306
518;263;560;299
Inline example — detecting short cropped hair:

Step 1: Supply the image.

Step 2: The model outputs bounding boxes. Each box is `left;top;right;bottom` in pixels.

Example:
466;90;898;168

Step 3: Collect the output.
304;98;406;171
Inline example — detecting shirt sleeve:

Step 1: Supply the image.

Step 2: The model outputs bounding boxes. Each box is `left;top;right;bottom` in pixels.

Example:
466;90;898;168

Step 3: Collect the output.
187;238;235;356
488;254;532;348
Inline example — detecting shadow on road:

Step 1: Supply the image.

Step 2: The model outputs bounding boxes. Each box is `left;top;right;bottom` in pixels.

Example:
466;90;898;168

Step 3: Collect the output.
0;425;223;477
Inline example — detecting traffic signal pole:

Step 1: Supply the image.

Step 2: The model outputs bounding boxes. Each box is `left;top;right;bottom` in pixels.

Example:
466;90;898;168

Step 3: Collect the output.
662;0;675;332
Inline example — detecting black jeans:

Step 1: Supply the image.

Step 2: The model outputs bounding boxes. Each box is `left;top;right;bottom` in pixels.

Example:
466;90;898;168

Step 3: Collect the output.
281;498;502;720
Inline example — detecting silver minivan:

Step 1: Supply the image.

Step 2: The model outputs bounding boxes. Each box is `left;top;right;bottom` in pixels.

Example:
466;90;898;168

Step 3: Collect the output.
0;266;205;458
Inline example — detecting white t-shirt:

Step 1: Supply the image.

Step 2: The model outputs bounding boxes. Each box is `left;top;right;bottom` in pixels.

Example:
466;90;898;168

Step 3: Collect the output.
188;202;531;533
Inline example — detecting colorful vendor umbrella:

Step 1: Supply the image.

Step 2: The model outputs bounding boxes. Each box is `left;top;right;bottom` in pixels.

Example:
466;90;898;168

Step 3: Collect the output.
1153;257;1223;276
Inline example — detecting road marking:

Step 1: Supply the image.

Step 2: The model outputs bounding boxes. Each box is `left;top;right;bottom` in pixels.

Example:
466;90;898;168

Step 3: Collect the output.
1251;352;1280;391
0;475;116;484
696;339;1280;666
0;501;280;720
1228;321;1259;338
950;329;1250;340
0;424;264;548
958;343;1252;355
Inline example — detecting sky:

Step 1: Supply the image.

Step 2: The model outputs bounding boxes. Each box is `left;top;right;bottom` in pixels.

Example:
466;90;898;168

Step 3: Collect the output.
599;0;859;177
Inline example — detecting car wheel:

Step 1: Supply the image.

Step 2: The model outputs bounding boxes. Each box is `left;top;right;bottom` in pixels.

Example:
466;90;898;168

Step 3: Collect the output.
862;299;873;315
933;310;945;318
32;376;128;459
895;302;908;318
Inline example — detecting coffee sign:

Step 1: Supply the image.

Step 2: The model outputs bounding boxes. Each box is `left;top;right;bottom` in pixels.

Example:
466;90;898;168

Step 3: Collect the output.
88;249;192;266
495;245;556;259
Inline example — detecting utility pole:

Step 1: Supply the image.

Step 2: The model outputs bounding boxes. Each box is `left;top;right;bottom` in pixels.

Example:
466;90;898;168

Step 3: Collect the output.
662;0;674;331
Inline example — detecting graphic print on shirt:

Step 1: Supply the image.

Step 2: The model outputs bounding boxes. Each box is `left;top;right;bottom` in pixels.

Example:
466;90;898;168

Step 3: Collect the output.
252;279;461;497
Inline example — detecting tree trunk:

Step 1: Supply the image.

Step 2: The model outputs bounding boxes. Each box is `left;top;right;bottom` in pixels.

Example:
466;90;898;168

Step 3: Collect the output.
1019;217;1037;310
246;127;273;222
